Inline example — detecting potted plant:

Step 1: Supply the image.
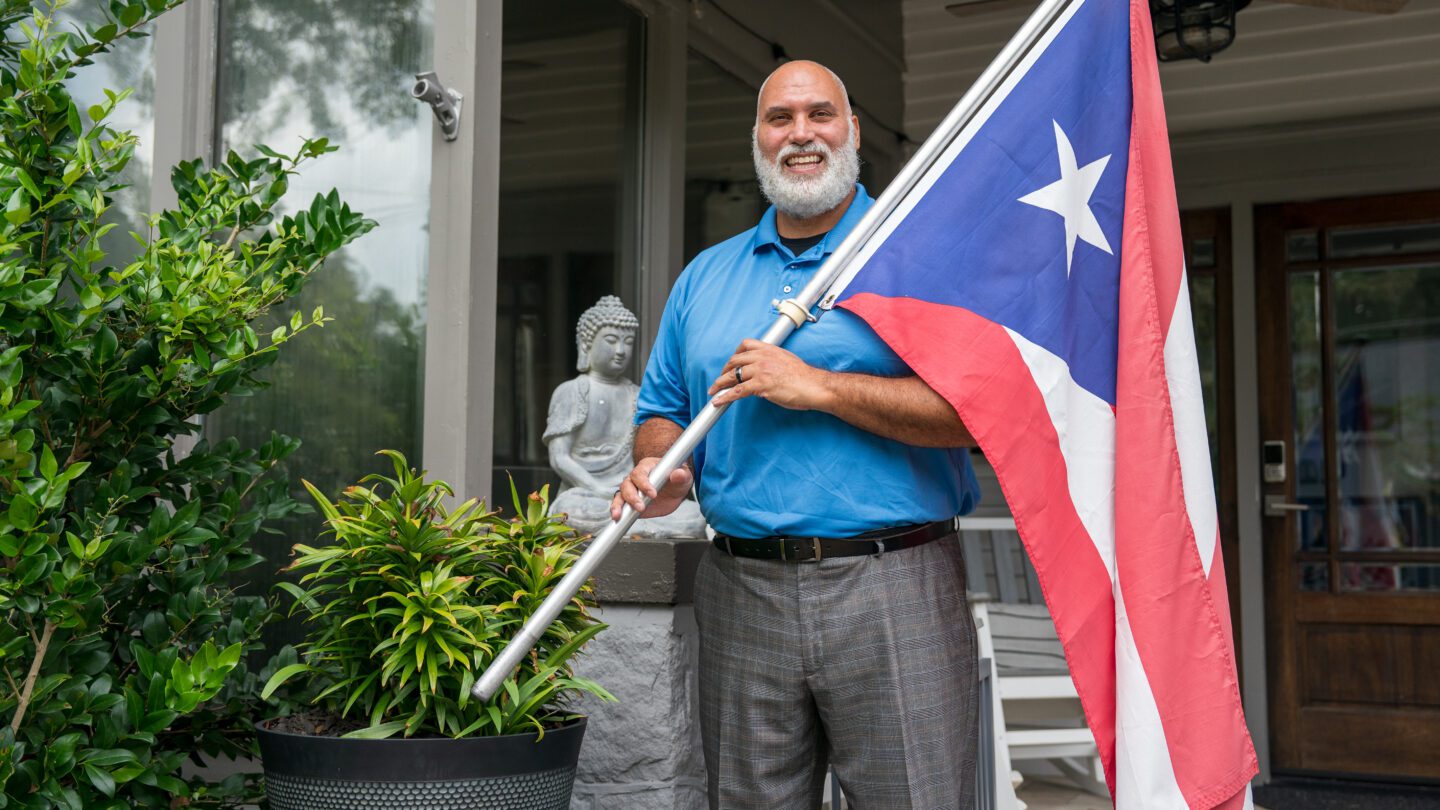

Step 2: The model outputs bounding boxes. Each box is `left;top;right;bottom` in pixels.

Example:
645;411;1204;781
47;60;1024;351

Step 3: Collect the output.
256;450;612;809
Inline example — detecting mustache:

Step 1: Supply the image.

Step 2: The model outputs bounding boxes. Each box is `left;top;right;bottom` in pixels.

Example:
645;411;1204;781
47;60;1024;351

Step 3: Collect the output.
772;139;832;165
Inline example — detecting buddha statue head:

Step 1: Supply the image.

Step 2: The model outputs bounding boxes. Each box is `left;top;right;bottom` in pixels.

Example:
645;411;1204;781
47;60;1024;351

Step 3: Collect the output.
575;295;639;381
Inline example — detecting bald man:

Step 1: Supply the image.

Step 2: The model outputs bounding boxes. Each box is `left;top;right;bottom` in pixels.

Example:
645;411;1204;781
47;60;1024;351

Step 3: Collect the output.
613;61;983;809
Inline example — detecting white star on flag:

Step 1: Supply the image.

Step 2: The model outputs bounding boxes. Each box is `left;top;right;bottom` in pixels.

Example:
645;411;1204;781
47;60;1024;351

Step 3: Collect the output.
1018;120;1113;276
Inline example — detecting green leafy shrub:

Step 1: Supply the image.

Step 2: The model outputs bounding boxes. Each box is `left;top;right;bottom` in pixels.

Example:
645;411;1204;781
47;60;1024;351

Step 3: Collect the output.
262;451;613;739
0;1;374;805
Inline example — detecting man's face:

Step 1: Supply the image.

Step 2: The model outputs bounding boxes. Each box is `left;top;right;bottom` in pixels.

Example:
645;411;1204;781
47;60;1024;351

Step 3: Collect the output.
752;63;861;221
587;326;634;379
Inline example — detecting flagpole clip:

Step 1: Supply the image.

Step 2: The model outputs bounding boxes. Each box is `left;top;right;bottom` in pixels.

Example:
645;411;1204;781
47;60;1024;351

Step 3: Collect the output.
773;298;818;329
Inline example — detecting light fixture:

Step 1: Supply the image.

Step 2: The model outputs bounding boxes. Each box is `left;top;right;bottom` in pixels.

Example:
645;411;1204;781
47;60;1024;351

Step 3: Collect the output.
1150;0;1251;62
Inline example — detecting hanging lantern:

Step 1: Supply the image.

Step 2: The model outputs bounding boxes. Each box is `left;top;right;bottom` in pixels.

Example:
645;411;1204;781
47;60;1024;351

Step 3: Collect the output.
1150;0;1251;62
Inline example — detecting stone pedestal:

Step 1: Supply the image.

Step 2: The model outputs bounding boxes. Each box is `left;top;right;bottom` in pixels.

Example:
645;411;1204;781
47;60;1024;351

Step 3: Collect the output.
569;538;709;810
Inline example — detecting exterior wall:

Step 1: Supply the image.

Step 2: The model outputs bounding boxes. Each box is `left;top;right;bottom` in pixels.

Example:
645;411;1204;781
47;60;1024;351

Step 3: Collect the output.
570;605;706;810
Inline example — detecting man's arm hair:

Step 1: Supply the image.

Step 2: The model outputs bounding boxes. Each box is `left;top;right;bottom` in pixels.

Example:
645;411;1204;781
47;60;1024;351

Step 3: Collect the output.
635;416;687;464
709;340;973;449
816;373;975;448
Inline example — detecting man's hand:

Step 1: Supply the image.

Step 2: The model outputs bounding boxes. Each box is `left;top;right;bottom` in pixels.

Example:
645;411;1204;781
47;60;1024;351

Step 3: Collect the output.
705;339;976;448
610;457;694;521
707;339;831;411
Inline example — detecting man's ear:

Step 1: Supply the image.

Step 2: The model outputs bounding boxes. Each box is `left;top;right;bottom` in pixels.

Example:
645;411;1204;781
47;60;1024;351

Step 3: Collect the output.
852;115;861;151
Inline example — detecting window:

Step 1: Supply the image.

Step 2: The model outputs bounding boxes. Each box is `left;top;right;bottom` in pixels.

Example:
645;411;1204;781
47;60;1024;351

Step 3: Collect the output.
684;52;766;264
205;0;436;626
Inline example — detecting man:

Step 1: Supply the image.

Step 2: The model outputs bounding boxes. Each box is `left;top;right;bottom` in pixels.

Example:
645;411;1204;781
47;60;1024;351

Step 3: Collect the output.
611;60;982;810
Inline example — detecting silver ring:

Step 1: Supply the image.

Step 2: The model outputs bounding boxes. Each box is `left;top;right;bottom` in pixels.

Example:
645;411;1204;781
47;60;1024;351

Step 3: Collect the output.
735;366;743;385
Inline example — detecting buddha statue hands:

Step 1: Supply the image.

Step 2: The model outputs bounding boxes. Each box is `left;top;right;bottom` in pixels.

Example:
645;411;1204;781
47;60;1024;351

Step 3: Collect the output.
545;296;706;539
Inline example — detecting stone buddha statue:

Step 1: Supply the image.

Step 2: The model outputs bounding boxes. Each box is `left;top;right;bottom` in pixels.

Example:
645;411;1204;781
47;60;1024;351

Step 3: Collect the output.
545;296;706;538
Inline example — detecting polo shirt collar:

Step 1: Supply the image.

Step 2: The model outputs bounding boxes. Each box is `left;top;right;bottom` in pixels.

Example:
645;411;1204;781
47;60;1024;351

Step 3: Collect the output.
751;184;873;258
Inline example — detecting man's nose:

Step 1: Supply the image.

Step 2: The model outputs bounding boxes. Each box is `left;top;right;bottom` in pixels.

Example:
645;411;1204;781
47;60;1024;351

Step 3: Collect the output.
789;116;812;144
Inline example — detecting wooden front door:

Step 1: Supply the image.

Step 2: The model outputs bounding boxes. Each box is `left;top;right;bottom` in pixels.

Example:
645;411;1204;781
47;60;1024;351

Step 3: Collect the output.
1256;190;1440;780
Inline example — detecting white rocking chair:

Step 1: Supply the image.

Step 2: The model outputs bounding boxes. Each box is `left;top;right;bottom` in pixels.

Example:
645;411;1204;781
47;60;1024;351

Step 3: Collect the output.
961;517;1108;810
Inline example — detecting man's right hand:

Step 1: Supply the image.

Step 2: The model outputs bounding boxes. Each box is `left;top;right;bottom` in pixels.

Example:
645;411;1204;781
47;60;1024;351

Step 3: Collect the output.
611;457;693;521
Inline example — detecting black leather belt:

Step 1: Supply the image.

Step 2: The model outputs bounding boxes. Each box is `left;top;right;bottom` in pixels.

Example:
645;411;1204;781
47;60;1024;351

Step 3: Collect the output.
712;519;954;563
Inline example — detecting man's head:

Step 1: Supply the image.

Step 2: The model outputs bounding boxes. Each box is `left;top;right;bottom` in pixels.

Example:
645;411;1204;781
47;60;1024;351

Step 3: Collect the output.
576;295;639;377
752;60;861;221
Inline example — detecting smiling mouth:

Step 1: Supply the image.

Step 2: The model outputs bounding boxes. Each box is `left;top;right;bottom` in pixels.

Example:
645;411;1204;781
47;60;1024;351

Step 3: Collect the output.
783;154;824;170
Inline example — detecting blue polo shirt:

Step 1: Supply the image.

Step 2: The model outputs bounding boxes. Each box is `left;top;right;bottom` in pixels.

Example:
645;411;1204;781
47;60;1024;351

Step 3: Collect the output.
635;186;980;538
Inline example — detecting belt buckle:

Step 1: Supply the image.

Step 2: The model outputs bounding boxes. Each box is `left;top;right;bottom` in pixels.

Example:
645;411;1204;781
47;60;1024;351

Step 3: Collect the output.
812;538;823;562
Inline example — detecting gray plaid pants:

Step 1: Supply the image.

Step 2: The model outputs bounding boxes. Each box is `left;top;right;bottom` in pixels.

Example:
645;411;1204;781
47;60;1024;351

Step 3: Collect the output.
694;534;978;810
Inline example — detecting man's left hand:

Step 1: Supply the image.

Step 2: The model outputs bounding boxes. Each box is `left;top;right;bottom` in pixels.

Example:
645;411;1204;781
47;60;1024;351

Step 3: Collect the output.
708;339;831;411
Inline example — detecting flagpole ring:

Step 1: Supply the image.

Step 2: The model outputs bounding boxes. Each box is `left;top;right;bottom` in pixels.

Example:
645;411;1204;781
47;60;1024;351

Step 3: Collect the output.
776;298;813;329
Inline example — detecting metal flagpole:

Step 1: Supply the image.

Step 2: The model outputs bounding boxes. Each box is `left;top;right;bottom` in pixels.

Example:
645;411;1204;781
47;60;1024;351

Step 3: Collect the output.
471;0;1081;704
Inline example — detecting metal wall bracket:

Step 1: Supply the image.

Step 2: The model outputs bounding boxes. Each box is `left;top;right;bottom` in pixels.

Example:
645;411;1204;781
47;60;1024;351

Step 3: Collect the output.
411;70;463;141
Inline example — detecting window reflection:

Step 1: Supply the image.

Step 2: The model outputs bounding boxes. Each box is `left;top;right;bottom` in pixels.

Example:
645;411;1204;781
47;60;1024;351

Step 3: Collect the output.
494;1;644;509
1332;265;1440;559
1339;563;1440;592
206;0;434;635
1289;272;1328;552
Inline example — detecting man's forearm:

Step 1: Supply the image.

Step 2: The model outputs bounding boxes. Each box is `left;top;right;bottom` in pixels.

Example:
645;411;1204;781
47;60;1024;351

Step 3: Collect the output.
635;417;687;464
815;372;975;448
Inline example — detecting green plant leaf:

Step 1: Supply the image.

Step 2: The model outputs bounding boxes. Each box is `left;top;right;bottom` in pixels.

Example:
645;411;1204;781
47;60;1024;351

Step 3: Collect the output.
261;663;317;701
341;721;408;740
83;765;116;798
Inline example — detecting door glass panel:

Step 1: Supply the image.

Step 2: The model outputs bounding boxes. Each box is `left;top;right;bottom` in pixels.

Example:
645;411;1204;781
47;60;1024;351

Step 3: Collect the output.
1289;271;1327;552
1340;563;1440;593
494;1;644;508
1286;230;1320;263
1329;223;1440;260
1331;265;1440;552
1190;237;1216;269
207;0;434;625
1298;562;1329;592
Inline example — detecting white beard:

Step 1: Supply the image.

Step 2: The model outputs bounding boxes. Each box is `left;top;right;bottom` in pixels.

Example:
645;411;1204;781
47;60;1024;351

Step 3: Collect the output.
752;127;861;221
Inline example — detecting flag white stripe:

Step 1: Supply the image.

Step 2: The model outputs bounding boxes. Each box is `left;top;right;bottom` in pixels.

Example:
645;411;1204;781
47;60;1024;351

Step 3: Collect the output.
823;0;1089;302
1163;269;1219;578
1005;326;1117;582
1007;328;1190;808
1114;584;1190;809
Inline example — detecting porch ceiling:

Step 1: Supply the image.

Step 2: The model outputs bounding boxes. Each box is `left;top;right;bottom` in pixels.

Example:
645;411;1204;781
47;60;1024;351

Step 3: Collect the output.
903;0;1440;141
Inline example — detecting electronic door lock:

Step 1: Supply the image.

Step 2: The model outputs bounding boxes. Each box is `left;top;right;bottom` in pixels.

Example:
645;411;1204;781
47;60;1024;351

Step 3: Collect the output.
1262;440;1286;484
412;70;462;141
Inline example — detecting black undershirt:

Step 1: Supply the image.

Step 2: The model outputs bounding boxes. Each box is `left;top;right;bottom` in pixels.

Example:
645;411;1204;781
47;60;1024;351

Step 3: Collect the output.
780;231;827;257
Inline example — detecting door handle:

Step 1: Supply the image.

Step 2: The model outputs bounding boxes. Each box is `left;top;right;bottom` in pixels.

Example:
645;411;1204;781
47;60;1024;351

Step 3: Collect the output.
1264;495;1310;518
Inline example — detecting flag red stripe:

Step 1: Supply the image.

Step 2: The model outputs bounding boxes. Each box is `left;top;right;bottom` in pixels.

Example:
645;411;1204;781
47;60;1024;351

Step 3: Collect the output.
1126;0;1185;336
841;293;1120;795
1115;0;1258;804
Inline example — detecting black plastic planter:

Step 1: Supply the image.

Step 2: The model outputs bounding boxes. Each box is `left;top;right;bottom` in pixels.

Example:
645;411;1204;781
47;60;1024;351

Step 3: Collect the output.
256;717;586;810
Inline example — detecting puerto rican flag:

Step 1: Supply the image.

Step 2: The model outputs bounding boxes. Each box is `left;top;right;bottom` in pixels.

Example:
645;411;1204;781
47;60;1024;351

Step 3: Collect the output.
825;0;1258;805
